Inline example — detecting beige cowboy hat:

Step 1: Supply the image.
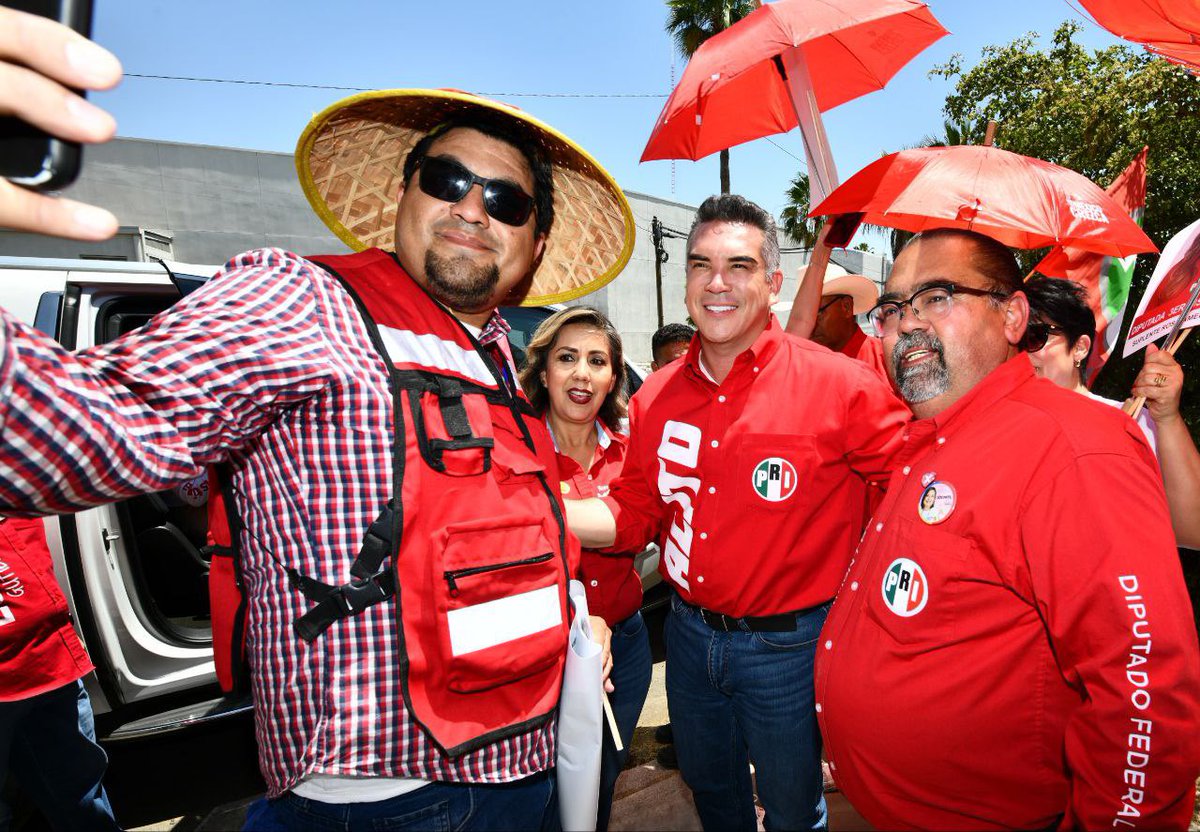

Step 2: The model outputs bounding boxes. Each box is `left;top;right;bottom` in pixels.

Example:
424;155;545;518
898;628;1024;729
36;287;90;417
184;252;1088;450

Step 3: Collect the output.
295;89;635;305
771;262;848;315
820;274;880;314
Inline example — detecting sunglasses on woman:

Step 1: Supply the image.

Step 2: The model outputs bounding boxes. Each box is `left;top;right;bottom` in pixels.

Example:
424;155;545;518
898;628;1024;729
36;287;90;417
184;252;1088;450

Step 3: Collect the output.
414;155;536;227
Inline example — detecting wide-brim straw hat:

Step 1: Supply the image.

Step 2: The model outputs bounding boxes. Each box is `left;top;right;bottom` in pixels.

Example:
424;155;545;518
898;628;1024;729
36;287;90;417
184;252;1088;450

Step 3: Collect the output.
820;274;880;314
295;89;636;305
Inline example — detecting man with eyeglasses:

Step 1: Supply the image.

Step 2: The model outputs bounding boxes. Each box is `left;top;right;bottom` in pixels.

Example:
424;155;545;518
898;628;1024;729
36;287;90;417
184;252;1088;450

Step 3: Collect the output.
568;194;910;831
815;228;1200;830
0;89;635;830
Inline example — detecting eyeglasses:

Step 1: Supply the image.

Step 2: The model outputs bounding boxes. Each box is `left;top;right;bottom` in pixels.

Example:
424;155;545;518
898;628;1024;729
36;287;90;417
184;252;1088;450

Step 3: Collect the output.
817;296;844;314
1022;320;1065;353
415;155;535;227
867;283;1010;337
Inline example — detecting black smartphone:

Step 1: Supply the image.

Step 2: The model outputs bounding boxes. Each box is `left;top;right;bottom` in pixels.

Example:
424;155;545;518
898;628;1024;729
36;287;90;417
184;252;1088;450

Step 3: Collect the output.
0;0;95;191
823;212;865;249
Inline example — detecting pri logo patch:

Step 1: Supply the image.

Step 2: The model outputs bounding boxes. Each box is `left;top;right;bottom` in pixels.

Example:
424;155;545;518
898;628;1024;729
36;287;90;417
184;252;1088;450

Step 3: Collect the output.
752;457;797;502
881;558;928;617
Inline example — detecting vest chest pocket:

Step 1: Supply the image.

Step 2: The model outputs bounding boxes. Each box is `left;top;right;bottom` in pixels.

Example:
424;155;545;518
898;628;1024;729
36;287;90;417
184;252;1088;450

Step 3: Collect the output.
402;373;495;477
435;515;567;693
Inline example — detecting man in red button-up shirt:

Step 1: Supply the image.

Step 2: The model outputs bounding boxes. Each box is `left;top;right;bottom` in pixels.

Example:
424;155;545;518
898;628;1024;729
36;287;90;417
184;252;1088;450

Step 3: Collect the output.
817;228;1200;830
568;195;910;830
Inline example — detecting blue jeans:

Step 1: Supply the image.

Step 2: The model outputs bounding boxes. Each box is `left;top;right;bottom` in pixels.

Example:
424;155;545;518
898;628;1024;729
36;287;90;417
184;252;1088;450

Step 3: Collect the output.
0;679;118;832
243;770;558;831
597;611;652;832
665;592;828;832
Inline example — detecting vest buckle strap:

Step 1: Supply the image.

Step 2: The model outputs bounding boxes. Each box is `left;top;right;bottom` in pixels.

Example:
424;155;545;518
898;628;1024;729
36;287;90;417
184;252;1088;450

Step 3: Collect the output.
290;568;397;643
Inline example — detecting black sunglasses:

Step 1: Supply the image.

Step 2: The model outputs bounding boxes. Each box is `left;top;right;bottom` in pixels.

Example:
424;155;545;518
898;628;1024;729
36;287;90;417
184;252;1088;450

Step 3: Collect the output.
1022;319;1065;353
415;155;535;227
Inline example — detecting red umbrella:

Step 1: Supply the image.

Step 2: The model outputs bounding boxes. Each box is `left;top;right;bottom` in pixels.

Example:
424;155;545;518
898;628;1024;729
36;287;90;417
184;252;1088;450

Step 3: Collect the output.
1074;0;1200;72
809;145;1158;257
641;0;947;201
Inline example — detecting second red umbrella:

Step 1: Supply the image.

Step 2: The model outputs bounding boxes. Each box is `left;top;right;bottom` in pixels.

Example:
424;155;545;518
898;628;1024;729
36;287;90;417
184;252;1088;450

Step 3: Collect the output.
809;144;1158;258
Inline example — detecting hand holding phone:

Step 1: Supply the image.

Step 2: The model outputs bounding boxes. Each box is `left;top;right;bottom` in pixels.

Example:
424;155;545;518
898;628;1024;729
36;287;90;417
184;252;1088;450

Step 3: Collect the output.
0;3;121;240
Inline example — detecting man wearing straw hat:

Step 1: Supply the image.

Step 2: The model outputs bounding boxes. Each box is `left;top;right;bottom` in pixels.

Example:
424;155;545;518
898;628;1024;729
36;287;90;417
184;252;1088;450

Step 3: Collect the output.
816;228;1200;830
0;88;634;829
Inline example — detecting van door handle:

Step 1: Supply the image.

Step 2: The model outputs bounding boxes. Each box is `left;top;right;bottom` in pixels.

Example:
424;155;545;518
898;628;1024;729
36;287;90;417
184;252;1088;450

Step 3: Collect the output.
101;529;120;552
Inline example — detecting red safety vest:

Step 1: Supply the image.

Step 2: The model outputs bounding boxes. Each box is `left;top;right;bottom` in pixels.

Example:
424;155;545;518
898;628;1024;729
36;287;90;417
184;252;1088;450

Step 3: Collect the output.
208;249;575;757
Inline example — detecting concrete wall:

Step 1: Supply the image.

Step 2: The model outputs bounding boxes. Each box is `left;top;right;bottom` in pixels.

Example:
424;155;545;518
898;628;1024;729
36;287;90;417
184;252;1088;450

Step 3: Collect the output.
0;138;891;366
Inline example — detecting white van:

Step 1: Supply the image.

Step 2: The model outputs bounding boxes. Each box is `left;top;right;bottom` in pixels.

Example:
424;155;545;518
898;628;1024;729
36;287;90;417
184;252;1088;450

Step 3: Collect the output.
0;255;663;742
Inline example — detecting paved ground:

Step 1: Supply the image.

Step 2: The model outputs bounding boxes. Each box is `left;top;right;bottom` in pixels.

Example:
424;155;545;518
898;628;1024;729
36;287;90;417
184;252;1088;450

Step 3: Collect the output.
607;661;870;831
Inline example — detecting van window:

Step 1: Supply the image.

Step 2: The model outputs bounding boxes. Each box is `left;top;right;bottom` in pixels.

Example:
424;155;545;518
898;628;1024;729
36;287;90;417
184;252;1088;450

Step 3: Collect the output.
97;294;212;646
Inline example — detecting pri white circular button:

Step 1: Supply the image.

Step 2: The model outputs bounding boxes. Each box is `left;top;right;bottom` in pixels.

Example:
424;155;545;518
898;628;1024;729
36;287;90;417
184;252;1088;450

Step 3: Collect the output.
815;703;823;713
875;522;883;532
851;581;859;591
697;575;705;583
937;437;946;445
753;366;760;373
902;465;911;475
711;440;719;448
824;640;832;650
708;486;717;494
590;580;598;587
700;532;708;540
718;395;727;402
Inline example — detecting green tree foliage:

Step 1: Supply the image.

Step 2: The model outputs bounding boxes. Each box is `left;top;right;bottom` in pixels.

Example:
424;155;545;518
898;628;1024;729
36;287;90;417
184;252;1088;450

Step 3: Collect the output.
664;0;756;194
779;171;819;250
933;21;1200;261
932;22;1200;418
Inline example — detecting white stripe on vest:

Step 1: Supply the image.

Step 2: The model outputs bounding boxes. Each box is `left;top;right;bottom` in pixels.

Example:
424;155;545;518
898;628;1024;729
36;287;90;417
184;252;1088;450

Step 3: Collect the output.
447;585;563;656
378;326;495;387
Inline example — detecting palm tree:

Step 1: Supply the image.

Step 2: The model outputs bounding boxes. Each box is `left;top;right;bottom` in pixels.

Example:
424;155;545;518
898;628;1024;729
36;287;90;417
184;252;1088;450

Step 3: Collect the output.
919;116;984;149
779;171;820;250
665;0;757;194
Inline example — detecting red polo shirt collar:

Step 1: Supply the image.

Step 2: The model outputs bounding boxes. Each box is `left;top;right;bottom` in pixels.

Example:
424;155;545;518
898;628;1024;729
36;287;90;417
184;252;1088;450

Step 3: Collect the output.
682;315;784;386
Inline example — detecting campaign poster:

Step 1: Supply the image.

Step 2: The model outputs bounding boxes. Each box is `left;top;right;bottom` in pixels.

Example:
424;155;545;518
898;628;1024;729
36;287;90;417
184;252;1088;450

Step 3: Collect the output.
1123;217;1200;356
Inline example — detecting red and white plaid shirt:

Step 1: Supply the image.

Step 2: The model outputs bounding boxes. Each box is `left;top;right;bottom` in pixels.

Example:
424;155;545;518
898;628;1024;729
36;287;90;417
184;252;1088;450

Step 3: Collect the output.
0;248;554;795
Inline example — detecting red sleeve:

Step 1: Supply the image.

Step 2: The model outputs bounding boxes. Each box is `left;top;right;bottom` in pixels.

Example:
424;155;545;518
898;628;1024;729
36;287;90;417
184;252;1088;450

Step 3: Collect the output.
602;391;667;553
1021;452;1200;830
841;365;909;481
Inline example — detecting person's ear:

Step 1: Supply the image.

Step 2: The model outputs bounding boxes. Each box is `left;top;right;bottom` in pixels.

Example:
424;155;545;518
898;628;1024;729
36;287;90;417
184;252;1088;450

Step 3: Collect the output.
1004;290;1030;347
1073;333;1092;366
539;370;546;387
767;269;783;303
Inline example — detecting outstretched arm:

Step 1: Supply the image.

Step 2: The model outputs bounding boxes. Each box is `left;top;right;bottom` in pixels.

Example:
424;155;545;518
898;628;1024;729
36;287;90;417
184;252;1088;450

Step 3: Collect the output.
1131;344;1200;549
784;225;832;339
564;498;617;549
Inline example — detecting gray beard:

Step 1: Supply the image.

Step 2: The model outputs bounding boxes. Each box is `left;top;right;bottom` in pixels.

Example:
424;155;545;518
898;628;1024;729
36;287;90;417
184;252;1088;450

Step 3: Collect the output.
424;250;501;312
892;330;950;404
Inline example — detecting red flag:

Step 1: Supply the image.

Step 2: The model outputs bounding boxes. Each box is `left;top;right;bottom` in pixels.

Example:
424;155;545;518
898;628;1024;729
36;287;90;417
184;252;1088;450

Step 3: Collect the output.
1034;147;1148;383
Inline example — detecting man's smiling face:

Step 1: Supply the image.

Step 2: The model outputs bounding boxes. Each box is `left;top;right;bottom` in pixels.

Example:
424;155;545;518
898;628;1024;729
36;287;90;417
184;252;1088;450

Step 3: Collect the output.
882;233;1026;418
684;220;781;358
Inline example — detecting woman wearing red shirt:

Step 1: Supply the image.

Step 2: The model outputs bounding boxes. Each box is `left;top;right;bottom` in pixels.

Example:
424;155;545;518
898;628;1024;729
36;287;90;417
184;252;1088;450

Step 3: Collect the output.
520;307;651;832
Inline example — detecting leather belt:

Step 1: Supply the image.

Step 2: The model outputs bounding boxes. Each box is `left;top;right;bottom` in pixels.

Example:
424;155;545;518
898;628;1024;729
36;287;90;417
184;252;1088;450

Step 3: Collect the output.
695;605;798;633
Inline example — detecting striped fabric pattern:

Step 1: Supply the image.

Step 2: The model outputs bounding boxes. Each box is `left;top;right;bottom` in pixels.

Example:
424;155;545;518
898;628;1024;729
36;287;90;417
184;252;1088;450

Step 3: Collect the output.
0;248;554;796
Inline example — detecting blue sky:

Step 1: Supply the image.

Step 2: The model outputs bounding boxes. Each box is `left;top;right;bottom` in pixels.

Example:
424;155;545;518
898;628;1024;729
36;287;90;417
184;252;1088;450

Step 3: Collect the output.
90;1;1127;249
